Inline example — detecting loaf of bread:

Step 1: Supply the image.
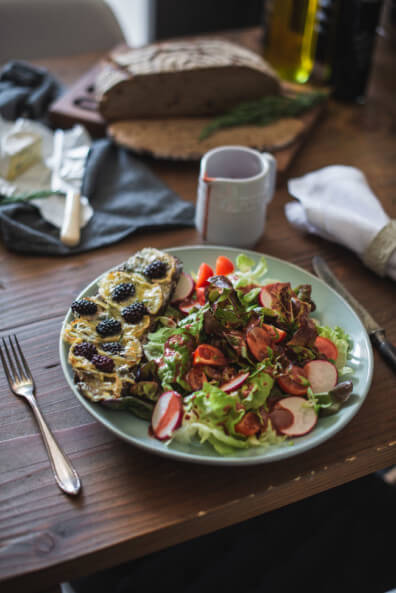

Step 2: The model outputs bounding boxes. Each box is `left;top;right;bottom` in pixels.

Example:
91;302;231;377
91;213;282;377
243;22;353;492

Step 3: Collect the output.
96;39;281;121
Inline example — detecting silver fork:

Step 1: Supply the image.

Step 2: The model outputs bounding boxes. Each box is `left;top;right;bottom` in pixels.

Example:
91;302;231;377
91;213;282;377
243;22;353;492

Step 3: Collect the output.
0;335;81;496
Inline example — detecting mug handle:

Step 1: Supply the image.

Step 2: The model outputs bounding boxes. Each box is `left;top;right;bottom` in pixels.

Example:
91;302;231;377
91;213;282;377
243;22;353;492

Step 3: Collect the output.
261;153;277;202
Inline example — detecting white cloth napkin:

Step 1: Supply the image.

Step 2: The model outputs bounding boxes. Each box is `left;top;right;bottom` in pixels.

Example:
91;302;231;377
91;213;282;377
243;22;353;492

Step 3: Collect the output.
0;117;93;228
285;165;396;280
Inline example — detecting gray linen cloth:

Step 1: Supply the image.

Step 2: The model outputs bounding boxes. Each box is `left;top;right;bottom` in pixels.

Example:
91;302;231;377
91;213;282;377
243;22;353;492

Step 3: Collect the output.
0;61;61;123
0;139;195;255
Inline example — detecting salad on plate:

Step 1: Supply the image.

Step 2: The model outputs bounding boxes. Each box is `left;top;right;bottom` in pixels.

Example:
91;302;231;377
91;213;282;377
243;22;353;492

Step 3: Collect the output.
144;253;354;456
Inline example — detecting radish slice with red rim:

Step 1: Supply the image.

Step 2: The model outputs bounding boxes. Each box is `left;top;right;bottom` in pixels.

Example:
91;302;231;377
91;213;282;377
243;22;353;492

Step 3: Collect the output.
171;273;195;303
178;300;201;314
269;407;294;432
220;372;249;393
259;287;273;308
275;397;318;437
305;360;338;394
152;391;183;441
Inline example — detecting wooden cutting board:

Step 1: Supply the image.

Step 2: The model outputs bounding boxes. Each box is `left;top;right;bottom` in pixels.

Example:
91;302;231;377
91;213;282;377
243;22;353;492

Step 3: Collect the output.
49;58;326;175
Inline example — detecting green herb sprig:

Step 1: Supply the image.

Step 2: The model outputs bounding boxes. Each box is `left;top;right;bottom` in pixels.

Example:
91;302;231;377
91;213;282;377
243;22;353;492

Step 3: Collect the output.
0;189;64;206
199;92;327;141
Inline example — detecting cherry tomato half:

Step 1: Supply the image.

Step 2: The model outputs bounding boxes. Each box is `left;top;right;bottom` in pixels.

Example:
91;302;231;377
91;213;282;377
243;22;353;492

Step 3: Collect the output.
195;286;206;305
215;256;234;276
196;263;214;288
185;366;207;391
314;336;338;361
277;365;308;396
262;324;287;343
235;411;261;436
193;344;227;367
246;326;272;361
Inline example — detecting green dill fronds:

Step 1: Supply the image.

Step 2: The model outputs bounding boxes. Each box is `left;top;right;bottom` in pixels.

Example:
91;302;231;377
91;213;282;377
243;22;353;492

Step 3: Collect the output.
199;92;327;141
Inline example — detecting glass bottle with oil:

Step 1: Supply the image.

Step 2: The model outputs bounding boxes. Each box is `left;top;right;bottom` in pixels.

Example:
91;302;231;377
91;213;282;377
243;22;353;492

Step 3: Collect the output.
263;0;319;83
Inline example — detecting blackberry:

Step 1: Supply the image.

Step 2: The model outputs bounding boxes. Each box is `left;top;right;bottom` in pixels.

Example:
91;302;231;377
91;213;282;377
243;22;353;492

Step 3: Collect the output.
91;354;114;373
101;341;123;355
96;318;121;337
71;298;98;316
111;282;135;302
144;259;167;279
122;302;147;324
73;342;97;360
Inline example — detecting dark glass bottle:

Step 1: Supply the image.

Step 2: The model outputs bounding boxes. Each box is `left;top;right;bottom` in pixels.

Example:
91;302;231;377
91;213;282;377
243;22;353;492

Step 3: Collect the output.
331;0;384;103
313;0;338;82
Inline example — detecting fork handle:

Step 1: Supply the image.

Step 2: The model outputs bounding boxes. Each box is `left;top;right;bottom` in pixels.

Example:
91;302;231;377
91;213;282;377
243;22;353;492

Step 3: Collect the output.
29;397;81;495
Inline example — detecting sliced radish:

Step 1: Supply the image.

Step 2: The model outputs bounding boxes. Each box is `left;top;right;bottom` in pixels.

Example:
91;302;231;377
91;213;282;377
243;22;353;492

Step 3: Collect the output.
220;372;249;393
171;273;195;303
178;300;201;314
275;397;318;437
259;287;273;308
152;391;183;441
305;360;338;394
269;406;294;432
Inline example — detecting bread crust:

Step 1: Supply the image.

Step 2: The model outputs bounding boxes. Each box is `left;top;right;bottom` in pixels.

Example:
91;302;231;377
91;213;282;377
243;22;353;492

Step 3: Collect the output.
97;39;281;121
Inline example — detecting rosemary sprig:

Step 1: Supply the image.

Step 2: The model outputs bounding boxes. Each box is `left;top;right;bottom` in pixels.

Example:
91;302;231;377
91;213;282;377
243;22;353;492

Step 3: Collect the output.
199;92;327;141
0;189;64;206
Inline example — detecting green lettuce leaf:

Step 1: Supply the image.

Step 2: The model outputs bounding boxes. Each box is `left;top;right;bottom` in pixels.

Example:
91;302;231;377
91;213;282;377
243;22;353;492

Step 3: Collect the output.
172;381;289;455
185;383;241;421
178;302;208;337
173;419;250;455
143;326;193;392
241;372;274;409
233;254;268;288
143;326;177;361
248;423;291;448
183;383;246;440
236;286;262;311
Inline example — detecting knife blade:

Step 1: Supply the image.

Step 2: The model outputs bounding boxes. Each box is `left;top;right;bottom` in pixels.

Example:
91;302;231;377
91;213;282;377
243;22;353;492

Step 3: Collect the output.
312;256;396;372
51;129;81;247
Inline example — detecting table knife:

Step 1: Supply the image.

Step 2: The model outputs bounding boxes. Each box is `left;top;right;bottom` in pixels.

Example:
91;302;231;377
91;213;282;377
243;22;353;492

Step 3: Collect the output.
312;256;396;372
52;129;81;247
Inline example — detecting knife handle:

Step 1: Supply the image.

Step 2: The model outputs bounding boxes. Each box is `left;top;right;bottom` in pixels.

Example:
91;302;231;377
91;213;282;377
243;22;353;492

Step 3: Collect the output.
371;330;396;372
60;189;81;247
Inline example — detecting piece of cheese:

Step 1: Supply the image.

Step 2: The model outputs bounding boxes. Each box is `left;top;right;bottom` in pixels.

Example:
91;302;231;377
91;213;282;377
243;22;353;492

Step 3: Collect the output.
0;131;42;181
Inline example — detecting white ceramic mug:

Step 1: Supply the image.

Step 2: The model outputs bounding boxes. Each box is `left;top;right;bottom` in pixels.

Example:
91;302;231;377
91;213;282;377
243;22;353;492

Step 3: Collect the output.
195;146;277;248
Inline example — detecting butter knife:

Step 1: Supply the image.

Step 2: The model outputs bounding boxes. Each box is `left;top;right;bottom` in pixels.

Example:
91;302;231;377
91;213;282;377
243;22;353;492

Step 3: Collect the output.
312;256;396;371
52;129;81;247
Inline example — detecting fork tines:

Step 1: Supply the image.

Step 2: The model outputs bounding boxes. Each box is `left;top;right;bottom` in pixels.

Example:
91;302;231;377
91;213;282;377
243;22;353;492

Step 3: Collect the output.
0;335;33;387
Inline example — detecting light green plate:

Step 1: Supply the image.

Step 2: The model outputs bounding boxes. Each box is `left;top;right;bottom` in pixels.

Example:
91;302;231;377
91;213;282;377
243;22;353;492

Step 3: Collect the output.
59;246;373;466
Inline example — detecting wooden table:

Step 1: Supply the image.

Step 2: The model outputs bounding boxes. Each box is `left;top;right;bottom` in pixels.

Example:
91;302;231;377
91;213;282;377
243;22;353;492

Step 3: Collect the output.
1;29;396;593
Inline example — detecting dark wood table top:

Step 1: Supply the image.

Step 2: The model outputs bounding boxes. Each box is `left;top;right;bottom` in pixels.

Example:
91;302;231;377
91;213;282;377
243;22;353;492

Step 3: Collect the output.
1;29;396;593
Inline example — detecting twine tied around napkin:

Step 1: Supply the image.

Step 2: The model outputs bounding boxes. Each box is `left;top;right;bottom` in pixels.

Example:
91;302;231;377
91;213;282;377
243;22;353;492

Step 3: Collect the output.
361;220;396;278
285;166;396;281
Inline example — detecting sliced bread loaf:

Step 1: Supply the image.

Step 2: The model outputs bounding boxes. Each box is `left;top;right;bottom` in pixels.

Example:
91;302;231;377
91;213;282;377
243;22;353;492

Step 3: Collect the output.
96;39;281;121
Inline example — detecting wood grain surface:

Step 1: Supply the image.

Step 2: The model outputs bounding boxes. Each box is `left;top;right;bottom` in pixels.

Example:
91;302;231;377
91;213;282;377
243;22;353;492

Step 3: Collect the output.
1;28;396;593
